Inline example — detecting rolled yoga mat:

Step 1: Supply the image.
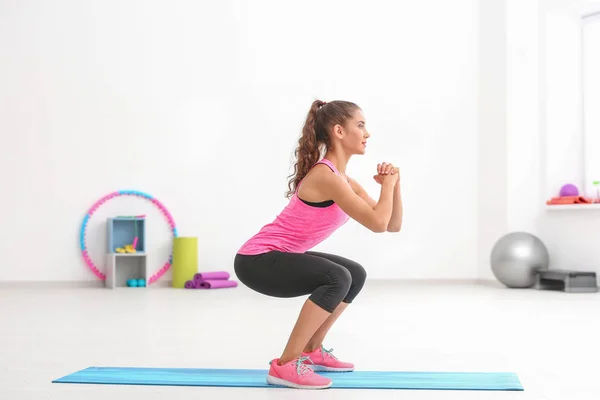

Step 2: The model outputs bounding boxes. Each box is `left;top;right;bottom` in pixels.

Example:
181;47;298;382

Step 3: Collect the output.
53;366;523;391
199;279;238;289
172;237;198;289
195;271;230;281
184;280;196;289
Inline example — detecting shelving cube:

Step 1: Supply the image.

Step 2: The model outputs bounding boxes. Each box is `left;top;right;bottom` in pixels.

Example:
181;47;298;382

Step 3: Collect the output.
105;253;148;289
107;217;146;253
105;217;148;289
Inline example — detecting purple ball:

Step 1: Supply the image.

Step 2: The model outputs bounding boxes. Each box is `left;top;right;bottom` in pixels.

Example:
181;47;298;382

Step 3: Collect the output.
559;184;579;197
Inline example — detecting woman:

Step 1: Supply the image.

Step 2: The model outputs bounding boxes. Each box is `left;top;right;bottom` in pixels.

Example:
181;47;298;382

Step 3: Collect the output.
234;100;403;390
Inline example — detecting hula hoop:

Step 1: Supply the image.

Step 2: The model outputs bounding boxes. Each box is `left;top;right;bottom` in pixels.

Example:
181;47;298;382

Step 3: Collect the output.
80;190;178;284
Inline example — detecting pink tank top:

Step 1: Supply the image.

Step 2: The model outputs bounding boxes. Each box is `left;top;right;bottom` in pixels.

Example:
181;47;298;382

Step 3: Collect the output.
237;159;350;255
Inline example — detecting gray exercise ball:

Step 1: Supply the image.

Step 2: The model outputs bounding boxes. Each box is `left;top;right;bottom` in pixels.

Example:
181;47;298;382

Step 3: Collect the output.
490;231;549;288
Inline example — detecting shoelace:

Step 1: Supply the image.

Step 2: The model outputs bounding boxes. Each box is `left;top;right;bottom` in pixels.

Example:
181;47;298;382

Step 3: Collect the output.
294;356;314;375
320;346;338;360
270;356;315;376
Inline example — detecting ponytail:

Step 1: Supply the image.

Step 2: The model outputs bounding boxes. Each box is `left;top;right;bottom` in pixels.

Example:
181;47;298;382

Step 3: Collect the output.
285;99;360;198
286;100;325;198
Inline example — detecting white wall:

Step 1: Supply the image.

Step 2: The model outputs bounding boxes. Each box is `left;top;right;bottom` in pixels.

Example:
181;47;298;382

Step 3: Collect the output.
477;0;508;280
476;0;544;281
477;0;600;280
0;0;480;282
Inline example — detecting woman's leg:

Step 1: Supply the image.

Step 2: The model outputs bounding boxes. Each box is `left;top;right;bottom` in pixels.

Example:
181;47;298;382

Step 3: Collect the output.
303;251;367;353
278;299;331;365
303;302;349;353
234;251;353;365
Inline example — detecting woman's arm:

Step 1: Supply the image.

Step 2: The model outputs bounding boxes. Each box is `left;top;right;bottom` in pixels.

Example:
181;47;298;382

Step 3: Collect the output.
386;182;403;232
319;170;396;233
348;176;402;232
347;177;377;208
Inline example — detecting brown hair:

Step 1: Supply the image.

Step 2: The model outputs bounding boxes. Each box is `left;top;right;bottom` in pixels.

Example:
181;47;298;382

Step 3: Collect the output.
285;99;360;198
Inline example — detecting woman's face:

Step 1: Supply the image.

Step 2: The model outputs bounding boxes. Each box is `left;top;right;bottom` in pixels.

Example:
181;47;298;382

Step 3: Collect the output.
338;109;370;155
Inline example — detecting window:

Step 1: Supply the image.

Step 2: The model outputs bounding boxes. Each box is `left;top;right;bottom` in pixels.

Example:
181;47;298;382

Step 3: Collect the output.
583;12;600;200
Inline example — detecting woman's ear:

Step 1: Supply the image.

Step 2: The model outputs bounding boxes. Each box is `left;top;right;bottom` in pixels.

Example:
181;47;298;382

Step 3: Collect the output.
333;124;344;139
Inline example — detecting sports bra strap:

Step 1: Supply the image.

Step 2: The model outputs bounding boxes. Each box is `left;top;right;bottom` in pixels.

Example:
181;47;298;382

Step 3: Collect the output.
315;158;340;175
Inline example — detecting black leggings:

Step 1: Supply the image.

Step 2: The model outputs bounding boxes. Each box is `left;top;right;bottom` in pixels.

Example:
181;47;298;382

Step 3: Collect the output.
234;251;367;313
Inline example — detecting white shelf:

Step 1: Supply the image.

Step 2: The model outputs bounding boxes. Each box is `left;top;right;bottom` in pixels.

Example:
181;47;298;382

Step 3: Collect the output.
105;253;148;289
546;203;600;211
113;252;146;257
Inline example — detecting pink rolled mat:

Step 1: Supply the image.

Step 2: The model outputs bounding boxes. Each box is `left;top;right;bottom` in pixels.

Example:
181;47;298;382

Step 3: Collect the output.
185;280;197;289
194;271;230;281
199;279;238;289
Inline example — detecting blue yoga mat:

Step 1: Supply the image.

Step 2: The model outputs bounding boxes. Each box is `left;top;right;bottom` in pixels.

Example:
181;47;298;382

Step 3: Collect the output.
53;367;523;391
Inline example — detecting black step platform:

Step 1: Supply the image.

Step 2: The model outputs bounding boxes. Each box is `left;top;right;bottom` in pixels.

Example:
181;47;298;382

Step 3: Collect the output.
535;269;598;293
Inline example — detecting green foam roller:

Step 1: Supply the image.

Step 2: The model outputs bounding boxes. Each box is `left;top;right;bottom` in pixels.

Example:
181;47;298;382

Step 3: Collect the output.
172;237;198;288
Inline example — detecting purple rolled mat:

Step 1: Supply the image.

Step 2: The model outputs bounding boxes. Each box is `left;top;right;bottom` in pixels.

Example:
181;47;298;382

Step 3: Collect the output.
184;280;196;289
194;271;230;281
199;279;238;289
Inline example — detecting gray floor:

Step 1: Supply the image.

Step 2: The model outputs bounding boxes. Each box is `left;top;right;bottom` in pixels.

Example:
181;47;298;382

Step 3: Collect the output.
1;280;599;399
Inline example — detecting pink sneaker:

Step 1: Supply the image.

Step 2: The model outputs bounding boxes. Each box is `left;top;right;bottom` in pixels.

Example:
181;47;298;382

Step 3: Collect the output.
302;346;355;372
266;356;332;389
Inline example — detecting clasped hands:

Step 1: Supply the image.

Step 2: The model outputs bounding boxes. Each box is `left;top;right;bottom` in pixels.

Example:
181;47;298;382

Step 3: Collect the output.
373;162;400;187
